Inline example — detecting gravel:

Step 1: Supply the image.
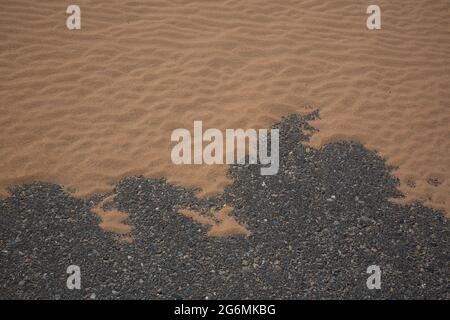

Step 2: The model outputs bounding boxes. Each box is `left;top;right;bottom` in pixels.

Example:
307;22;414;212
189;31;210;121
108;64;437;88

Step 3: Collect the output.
0;112;448;299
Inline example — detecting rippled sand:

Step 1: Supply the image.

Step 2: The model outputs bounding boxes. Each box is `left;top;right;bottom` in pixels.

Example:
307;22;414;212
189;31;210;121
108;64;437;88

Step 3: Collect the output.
1;0;449;215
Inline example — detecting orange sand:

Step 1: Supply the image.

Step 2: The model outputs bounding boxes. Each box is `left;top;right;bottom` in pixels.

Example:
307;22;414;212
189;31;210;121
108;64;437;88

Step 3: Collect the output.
91;195;132;234
179;206;250;237
0;0;449;215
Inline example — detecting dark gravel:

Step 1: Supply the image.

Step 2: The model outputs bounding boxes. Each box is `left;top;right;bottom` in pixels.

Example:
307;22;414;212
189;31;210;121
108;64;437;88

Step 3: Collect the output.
0;112;448;299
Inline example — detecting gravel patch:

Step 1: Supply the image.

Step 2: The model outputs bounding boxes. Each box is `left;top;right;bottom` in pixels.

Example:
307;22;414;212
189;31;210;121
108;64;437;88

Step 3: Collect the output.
0;112;448;299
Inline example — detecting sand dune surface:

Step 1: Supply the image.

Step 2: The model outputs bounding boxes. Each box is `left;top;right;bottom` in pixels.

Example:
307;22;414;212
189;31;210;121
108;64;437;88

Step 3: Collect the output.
1;0;449;215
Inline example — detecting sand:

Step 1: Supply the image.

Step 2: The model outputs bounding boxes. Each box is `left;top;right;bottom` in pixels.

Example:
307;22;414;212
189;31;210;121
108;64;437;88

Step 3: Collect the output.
179;206;250;237
91;195;132;234
1;0;449;216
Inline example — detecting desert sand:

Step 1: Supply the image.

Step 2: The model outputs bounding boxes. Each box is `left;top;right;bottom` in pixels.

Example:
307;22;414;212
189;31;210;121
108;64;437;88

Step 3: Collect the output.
1;0;449;220
180;206;250;237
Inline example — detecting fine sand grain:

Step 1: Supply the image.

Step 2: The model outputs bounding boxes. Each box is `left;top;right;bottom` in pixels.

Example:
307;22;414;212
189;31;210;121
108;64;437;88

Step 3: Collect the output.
179;206;250;237
91;195;132;234
1;0;449;215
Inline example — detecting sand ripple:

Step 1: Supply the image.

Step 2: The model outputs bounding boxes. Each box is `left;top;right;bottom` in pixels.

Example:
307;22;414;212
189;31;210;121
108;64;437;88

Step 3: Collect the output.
0;0;449;214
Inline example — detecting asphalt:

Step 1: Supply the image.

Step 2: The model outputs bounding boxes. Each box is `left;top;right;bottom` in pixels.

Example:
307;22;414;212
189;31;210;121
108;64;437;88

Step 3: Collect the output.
0;112;448;299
